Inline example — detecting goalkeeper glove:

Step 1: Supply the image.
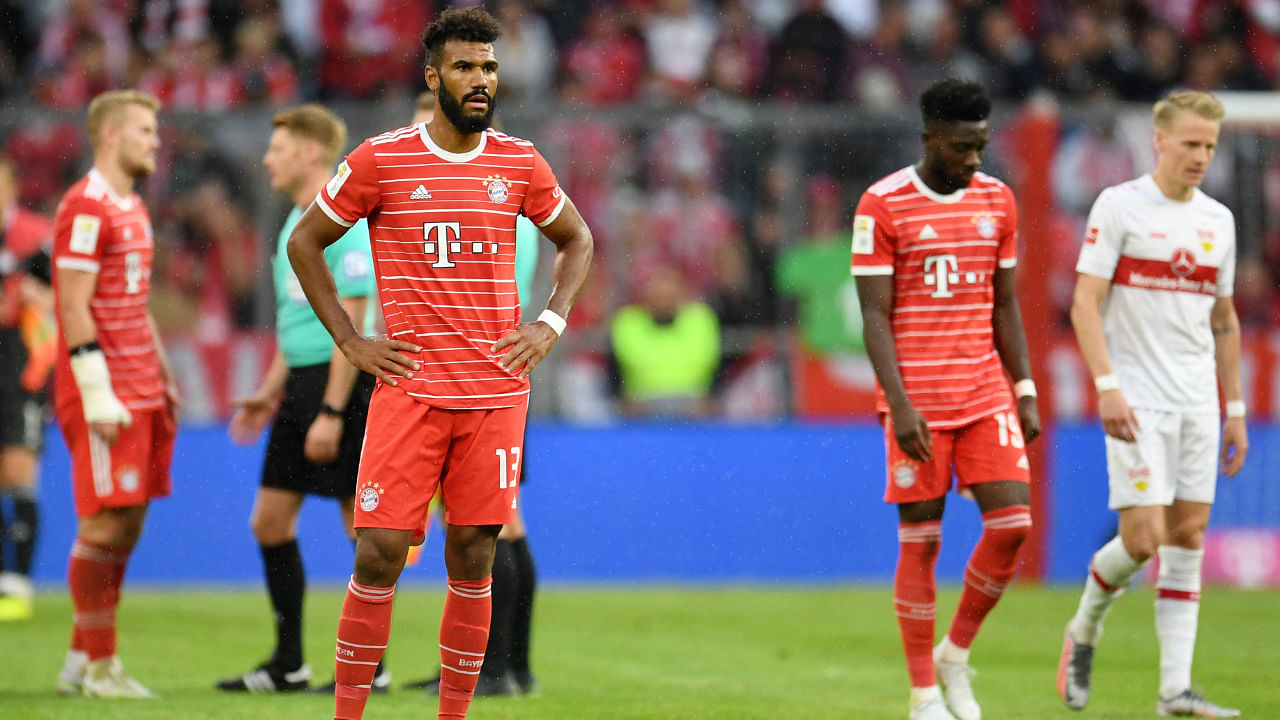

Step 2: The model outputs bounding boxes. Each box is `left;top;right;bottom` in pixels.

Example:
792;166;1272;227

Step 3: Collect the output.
69;346;132;428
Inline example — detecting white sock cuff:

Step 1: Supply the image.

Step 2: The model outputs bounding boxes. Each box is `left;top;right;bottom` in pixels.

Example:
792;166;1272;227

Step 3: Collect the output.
1156;546;1203;593
1092;536;1145;590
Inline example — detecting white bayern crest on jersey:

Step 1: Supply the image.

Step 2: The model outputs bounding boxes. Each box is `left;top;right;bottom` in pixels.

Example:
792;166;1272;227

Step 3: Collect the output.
485;175;512;203
973;213;997;239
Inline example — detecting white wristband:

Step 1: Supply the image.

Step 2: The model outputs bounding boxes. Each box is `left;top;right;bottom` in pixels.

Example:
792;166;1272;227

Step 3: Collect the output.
1013;378;1037;399
1226;400;1246;418
537;308;567;336
69;349;133;427
1094;374;1120;393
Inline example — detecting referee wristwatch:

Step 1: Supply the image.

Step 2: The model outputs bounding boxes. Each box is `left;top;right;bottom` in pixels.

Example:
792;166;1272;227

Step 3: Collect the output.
319;403;345;418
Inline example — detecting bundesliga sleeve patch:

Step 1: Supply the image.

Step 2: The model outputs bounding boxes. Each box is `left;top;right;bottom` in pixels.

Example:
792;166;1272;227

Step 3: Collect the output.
69;214;101;255
326;160;352;198
852;215;875;255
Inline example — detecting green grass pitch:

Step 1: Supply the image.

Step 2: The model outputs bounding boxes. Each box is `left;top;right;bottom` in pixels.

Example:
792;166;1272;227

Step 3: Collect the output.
0;585;1275;719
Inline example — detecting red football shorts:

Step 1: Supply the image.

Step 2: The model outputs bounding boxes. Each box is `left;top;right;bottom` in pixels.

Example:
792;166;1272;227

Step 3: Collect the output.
883;409;1030;504
354;384;526;530
58;405;176;518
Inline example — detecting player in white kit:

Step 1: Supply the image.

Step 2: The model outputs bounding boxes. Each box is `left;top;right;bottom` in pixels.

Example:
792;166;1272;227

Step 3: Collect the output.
1057;90;1247;718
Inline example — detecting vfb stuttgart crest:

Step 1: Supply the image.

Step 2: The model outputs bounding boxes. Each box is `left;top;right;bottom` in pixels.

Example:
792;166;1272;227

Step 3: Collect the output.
485;175;512;203
358;481;384;512
1171;247;1197;278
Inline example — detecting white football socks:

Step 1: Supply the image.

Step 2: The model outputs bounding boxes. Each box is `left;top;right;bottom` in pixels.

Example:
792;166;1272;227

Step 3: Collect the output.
1156;545;1203;700
1070;536;1147;646
936;635;969;664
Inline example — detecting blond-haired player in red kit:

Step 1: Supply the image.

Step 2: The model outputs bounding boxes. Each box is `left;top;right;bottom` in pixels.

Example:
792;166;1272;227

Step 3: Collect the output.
1057;90;1246;719
287;8;593;720
51;89;180;698
853;78;1041;720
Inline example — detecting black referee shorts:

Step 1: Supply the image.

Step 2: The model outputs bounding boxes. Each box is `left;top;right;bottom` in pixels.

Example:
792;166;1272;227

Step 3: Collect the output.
260;363;374;499
0;328;46;453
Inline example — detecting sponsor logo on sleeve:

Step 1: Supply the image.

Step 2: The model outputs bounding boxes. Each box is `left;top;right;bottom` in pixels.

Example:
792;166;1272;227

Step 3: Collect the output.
852;215;875;255
326;161;352;198
69;214;101;254
1085;227;1099;245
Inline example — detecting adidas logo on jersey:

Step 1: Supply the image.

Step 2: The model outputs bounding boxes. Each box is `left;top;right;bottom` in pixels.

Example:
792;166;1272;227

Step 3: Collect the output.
919;224;938;240
410;185;432;200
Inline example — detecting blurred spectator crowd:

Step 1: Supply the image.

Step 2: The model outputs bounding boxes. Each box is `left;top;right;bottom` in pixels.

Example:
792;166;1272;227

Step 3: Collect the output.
1;0;1279;419
2;0;1278;109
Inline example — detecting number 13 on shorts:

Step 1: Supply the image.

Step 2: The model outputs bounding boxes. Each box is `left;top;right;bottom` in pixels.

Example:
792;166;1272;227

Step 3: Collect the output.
495;446;522;489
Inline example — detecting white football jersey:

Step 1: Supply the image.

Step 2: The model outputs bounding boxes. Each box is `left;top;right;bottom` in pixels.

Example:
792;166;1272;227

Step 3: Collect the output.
1076;174;1235;414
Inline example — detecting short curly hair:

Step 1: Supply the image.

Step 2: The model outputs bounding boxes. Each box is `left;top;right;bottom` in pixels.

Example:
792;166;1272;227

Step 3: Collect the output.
920;78;991;125
420;7;503;69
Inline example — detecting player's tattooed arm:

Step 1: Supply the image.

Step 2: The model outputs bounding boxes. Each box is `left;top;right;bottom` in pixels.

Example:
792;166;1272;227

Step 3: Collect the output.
992;267;1040;443
493;197;593;379
856;273;932;463
288;205;421;386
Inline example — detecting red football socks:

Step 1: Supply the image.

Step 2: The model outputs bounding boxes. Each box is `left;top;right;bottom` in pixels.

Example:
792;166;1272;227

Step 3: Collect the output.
948;505;1032;649
67;539;129;661
895;521;942;687
333;578;395;720
437;576;493;719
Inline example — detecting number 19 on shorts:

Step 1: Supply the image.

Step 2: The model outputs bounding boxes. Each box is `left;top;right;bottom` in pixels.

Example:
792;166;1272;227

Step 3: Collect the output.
994;412;1024;448
495;447;522;489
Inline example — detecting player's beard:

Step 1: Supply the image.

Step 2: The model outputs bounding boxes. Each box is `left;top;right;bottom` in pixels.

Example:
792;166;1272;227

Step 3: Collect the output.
120;148;156;180
438;85;495;135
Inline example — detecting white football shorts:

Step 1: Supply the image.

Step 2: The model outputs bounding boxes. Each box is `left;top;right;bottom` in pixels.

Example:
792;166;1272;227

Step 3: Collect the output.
1105;408;1220;509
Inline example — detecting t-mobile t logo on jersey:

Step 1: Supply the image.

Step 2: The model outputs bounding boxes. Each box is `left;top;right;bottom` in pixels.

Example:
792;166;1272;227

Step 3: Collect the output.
423;221;501;269
923;254;960;298
423;221;462;268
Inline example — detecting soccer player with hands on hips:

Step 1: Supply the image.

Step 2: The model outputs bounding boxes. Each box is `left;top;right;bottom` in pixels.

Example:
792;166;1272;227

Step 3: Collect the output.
287;8;593;720
1058;90;1246;719
51;90;180;699
853;78;1041;720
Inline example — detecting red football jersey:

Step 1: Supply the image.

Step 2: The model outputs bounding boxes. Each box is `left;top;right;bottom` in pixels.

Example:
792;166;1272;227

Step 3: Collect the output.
317;125;566;409
52;169;164;412
851;166;1018;429
1;206;53;328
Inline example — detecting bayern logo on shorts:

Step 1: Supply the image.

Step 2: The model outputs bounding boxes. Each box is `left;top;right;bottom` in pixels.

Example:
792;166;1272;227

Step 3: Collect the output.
117;467;140;492
487;179;508;204
358;482;384;512
892;461;917;489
